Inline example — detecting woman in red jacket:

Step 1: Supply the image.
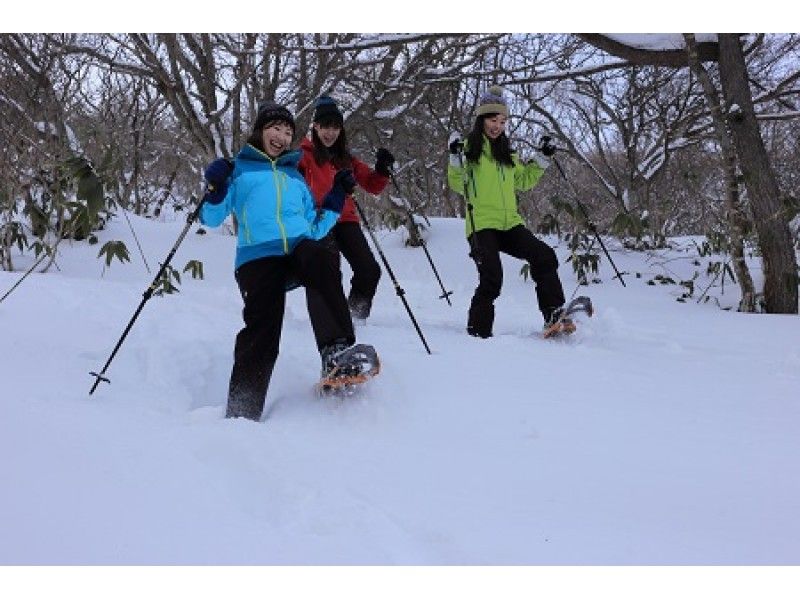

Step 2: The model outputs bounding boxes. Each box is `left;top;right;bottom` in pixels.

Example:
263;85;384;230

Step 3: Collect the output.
298;95;394;321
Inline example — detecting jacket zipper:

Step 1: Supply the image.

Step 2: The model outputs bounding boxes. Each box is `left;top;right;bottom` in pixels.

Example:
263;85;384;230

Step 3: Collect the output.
497;162;509;229
272;160;289;254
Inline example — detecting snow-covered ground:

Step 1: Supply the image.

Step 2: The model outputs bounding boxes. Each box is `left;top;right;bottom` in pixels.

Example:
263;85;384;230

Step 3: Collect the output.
1;210;799;572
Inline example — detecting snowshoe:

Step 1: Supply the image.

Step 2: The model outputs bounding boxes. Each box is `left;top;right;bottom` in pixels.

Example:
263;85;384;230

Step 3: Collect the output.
543;296;593;339
316;343;380;397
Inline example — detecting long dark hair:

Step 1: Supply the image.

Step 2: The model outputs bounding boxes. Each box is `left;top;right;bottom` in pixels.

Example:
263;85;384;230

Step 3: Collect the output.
311;116;352;170
246;129;266;153
464;114;515;167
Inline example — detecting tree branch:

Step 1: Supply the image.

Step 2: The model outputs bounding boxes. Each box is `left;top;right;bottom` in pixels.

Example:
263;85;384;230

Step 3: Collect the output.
577;33;719;67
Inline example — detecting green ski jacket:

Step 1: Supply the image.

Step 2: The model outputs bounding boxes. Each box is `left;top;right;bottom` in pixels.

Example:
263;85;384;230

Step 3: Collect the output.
447;135;546;236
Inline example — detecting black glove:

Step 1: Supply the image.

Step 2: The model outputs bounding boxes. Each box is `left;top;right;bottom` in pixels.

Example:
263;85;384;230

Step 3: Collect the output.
203;158;234;205
374;148;395;177
448;131;464;155
321;169;356;213
540;136;556;157
334;168;357;195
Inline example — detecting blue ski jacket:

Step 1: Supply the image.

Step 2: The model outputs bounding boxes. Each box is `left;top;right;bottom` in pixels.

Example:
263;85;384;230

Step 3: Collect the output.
200;144;339;270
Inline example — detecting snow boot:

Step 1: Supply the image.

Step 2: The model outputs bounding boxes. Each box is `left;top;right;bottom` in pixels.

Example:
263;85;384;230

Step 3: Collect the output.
348;293;373;322
467;300;494;338
320;339;356;379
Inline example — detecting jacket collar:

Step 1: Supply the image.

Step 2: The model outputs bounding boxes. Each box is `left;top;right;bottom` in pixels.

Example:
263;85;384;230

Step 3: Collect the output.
480;134;495;157
238;143;301;168
300;137;315;152
464;135;494;157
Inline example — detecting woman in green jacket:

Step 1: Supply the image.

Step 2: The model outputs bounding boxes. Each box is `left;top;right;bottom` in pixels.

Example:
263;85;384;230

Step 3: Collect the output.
447;85;569;339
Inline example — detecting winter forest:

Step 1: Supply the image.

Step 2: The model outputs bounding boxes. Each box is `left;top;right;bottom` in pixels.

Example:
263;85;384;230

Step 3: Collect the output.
2;28;800;590
2;33;799;313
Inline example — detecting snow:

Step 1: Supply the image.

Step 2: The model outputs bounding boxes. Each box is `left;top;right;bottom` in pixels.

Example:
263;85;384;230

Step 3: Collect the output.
304;34;441;52
605;34;718;51
64;123;83;154
1;210;799;576
34;121;58;137
519;59;631;84
757;110;800;121
375;105;408;119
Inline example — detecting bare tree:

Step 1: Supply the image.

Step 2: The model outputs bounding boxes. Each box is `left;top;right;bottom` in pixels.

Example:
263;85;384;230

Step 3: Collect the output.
684;34;756;312
578;33;798;314
3;31;797;313
0;34;106;272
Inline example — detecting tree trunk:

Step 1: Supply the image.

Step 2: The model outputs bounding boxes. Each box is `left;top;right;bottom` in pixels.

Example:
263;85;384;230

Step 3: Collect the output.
717;34;798;313
684;34;756;312
723;157;757;312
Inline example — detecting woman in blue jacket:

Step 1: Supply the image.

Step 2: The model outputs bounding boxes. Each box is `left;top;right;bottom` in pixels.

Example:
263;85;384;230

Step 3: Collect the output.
201;101;360;421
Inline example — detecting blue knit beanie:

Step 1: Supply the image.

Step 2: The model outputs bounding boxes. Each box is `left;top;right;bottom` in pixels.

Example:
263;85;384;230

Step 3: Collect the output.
313;95;344;126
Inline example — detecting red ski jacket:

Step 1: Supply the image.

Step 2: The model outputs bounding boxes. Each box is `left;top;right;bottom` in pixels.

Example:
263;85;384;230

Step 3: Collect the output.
298;137;389;224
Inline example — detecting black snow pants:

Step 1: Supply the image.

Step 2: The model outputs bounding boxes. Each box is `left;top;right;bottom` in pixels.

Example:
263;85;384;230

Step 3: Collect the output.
226;239;355;421
467;225;565;338
329;221;382;319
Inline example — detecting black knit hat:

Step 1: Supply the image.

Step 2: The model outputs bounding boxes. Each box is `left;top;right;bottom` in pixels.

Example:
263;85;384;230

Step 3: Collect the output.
253;100;295;134
312;95;344;126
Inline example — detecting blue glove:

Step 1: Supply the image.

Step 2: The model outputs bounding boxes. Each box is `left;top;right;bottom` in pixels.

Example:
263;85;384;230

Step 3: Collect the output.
203;158;234;205
321;169;356;213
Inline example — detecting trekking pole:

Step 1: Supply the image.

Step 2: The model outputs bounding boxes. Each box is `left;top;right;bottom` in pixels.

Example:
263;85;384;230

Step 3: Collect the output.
352;191;432;354
388;170;453;306
89;193;206;394
539;136;627;288
454;150;483;266
0;251;49;306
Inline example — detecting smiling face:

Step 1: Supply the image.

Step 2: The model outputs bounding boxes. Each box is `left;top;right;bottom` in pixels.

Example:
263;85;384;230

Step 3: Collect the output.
312;122;342;148
482;113;507;140
261;121;294;158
